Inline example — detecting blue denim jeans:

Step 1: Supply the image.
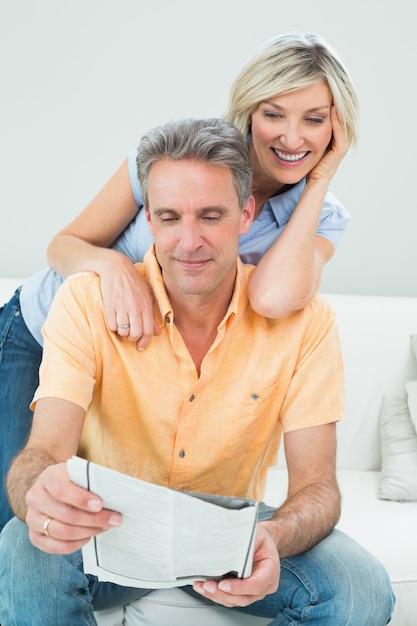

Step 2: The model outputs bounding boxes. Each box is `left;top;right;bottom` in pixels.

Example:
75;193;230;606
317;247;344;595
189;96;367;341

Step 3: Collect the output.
0;509;395;625
0;289;42;530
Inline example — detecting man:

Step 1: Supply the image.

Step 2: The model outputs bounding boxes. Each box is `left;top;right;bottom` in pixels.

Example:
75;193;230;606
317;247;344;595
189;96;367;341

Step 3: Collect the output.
0;118;394;625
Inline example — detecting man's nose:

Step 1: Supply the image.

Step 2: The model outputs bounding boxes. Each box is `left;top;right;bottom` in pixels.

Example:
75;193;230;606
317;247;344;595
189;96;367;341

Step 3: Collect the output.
180;220;203;252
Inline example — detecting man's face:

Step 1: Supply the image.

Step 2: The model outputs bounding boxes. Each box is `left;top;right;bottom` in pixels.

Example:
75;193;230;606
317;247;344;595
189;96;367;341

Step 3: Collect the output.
145;158;254;301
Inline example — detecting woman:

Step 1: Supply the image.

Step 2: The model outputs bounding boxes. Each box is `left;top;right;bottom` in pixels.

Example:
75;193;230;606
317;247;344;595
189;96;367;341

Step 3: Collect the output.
0;32;359;529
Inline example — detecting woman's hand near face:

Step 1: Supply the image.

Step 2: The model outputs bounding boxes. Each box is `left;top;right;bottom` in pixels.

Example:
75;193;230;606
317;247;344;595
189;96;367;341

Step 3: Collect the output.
307;106;350;183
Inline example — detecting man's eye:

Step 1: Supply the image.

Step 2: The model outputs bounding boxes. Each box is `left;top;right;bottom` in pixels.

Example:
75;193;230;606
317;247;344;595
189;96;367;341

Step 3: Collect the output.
203;215;221;221
159;215;179;223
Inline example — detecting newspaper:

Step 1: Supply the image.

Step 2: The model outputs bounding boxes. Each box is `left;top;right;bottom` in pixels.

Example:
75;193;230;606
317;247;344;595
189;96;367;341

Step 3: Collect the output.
67;456;258;588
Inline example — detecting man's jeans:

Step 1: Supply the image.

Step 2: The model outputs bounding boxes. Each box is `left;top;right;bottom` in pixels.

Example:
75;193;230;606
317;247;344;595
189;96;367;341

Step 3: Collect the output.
0;289;42;530
0;511;395;625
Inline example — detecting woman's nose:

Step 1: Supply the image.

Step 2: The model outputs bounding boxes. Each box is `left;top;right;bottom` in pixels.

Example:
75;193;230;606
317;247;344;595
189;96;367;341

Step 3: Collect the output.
278;122;304;151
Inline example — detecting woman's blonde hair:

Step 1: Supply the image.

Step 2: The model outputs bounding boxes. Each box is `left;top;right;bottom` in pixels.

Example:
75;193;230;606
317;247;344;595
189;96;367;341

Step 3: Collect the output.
224;32;359;145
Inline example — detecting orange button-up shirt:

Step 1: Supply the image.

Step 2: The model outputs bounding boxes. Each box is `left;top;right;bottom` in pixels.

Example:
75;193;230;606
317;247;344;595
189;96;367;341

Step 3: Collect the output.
33;247;344;501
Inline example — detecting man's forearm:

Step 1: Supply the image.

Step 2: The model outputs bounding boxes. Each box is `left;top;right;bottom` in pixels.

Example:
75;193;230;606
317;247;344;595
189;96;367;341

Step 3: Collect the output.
6;448;56;521
260;480;341;559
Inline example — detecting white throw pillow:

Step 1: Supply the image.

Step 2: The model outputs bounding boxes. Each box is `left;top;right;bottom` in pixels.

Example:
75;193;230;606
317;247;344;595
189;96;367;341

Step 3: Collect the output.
405;380;417;433
378;394;417;502
410;333;417;361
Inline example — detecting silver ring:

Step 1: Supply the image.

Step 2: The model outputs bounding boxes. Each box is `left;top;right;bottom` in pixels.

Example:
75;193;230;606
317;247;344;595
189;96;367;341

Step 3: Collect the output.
43;517;53;537
117;324;130;330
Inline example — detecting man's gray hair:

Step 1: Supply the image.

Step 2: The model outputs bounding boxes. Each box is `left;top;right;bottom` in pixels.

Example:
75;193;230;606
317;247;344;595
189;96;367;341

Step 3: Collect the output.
136;118;252;207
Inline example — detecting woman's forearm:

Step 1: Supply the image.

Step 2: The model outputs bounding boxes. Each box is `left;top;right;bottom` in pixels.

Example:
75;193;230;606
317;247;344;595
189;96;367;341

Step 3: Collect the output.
47;157;139;278
47;234;134;278
248;178;334;318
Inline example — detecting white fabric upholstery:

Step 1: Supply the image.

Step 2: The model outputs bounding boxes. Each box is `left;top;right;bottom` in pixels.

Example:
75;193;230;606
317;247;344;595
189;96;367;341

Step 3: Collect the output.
95;588;269;626
378;394;417;501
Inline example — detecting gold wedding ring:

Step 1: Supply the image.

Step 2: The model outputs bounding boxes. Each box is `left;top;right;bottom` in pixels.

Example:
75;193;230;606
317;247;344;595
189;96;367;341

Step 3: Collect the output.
43;517;53;537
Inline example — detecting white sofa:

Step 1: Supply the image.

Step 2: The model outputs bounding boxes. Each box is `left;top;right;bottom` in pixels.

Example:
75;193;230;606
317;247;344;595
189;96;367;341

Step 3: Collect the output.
2;279;417;626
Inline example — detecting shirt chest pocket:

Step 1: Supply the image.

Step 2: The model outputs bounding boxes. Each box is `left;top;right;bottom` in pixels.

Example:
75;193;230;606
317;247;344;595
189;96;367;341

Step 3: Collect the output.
220;380;283;459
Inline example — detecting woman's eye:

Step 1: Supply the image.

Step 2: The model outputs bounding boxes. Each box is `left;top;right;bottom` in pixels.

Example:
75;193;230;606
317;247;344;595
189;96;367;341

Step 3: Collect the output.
264;111;282;120
306;117;325;124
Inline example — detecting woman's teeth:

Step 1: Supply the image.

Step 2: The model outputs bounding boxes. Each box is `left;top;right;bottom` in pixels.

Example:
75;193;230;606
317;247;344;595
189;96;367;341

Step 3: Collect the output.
273;149;308;162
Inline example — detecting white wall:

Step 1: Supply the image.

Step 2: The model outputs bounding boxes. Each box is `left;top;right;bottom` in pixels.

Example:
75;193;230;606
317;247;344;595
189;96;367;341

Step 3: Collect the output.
1;0;415;296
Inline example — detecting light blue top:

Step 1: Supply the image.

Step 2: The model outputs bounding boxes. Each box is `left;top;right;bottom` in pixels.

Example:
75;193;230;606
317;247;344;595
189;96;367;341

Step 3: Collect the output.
20;147;350;345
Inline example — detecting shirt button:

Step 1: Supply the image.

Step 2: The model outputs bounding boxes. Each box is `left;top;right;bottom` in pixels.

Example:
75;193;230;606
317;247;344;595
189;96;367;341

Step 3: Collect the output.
179;450;186;458
189;394;195;402
165;315;171;323
251;393;259;400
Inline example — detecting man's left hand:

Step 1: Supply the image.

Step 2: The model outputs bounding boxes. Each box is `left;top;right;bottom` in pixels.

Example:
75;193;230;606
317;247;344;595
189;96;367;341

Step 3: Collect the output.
193;525;280;608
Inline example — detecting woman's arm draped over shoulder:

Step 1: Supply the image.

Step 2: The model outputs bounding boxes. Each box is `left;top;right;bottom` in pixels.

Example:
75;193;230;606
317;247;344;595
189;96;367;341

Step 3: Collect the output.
47;158;159;349
248;108;350;318
47;159;139;275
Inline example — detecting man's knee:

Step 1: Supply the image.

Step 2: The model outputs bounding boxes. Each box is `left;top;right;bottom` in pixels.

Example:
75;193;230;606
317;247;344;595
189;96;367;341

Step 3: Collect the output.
323;531;395;625
232;530;393;625
0;516;82;585
0;516;28;565
278;530;395;626
0;518;34;618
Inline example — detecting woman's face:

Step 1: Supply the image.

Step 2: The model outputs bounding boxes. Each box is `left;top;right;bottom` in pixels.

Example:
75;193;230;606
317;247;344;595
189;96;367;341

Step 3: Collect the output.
249;80;333;189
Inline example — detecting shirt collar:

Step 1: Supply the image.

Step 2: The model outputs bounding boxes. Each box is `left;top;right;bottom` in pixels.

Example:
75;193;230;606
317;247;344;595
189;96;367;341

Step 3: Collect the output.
142;245;252;332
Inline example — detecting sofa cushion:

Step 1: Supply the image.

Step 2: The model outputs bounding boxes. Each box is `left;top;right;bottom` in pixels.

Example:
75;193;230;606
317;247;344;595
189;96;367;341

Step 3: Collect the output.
378;394;417;502
322;294;417;472
264;467;417;583
410;334;417;362
405;380;417;433
408;335;417;432
94;588;270;625
124;588;269;626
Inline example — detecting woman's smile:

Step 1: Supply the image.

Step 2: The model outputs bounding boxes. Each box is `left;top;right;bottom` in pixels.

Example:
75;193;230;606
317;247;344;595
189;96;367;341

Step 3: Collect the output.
250;80;333;187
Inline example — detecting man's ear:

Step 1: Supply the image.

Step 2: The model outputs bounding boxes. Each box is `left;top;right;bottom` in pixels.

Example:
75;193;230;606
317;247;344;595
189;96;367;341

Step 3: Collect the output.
144;206;153;232
240;196;255;235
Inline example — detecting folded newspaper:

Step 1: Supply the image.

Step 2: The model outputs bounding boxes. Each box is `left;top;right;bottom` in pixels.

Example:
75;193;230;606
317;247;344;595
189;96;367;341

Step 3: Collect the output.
67;456;258;588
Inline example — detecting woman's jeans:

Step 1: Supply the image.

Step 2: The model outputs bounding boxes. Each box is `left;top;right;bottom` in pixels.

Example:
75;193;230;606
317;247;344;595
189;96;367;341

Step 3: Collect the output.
0;509;395;626
0;289;42;530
